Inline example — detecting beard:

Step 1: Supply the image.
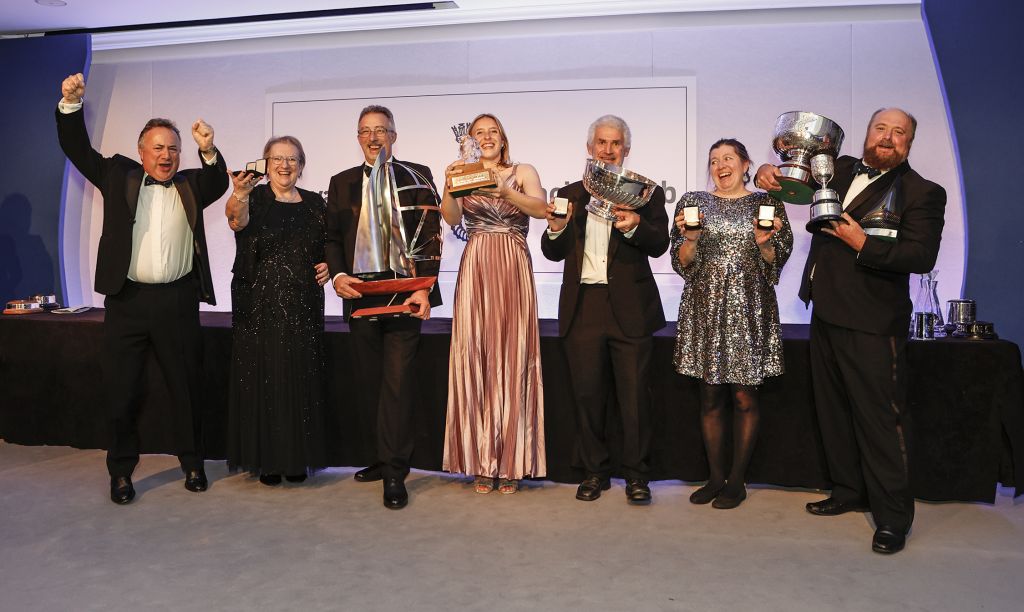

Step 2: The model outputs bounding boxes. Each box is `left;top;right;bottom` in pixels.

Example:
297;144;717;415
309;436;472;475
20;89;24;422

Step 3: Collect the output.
861;138;905;170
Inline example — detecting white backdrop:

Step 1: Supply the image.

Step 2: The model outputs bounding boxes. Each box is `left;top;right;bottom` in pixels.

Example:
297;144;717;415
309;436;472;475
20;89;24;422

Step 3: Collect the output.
64;9;966;323
269;78;695;319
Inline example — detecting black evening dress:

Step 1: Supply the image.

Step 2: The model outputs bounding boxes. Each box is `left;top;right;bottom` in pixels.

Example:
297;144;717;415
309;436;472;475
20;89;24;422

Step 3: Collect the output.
227;185;328;476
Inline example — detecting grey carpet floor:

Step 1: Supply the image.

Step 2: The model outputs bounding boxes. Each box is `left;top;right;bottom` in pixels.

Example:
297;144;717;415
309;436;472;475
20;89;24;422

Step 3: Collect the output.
1;441;1022;611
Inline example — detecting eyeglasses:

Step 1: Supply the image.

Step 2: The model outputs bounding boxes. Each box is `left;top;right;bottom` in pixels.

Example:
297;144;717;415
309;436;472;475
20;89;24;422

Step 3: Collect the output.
357;127;394;138
269;156;299;165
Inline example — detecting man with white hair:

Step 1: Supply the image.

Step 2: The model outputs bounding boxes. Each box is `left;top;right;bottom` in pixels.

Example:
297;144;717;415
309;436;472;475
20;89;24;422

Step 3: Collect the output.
542;114;669;505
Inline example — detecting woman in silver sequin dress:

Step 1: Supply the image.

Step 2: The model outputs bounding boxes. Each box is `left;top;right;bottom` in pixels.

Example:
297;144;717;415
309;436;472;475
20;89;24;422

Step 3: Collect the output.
671;138;793;509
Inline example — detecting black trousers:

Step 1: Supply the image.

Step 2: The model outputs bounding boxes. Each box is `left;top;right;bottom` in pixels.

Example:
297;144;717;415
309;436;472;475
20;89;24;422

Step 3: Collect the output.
810;314;914;531
563;284;653;480
103;277;204;478
349;314;422;480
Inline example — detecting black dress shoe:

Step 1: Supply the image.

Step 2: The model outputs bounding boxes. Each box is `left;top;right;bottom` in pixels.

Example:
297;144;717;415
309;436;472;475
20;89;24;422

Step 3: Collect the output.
712;483;746;509
259;474;282;486
806;497;869;516
872;526;907;554
110;476;135;505
184;468;208;492
383;477;408;509
354;462;384;483
575;475;611;501
625;479;652;505
285;474;308;483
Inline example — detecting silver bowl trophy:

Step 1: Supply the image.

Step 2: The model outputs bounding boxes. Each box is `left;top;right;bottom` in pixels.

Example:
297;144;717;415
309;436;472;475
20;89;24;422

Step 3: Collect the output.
770;111;845;205
582;158;657;221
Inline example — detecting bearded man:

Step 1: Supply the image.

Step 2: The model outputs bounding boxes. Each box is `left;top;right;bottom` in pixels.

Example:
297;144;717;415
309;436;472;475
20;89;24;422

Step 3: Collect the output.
754;107;946;554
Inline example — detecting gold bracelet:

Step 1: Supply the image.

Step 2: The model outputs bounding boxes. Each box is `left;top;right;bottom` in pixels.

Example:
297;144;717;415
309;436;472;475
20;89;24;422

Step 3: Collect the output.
232;192;249;203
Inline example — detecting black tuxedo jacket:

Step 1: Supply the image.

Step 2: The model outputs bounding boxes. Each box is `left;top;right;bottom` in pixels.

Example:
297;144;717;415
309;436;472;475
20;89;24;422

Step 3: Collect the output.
541;180;670;338
798;155;946;336
325;160;443;318
56;107;228;305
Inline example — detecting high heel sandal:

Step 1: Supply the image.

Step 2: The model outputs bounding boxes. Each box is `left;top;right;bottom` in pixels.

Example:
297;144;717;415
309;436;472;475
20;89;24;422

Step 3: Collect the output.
498;479;519;495
474;476;495;494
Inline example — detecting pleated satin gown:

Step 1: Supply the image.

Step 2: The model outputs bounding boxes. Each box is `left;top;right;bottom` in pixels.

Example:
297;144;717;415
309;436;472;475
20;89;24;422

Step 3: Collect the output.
442;168;546;479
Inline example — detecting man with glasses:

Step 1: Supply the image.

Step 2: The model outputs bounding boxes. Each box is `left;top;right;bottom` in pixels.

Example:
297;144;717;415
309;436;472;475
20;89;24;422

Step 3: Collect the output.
55;73;228;504
326;105;441;509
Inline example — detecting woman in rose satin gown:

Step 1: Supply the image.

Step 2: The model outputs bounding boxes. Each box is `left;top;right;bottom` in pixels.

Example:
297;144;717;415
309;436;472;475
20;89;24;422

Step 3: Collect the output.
440;113;548;494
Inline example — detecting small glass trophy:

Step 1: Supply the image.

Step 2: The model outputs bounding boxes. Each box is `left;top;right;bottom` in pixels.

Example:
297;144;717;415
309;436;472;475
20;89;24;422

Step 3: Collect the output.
448;122;497;197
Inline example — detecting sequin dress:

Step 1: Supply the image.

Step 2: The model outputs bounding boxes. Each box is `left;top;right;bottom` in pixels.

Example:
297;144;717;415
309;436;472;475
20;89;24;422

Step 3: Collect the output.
443;166;546;479
228;185;327;475
671;191;793;385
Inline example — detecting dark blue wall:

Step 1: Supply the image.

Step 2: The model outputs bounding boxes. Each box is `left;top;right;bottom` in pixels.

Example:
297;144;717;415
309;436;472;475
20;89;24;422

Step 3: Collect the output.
923;1;1024;346
0;34;90;307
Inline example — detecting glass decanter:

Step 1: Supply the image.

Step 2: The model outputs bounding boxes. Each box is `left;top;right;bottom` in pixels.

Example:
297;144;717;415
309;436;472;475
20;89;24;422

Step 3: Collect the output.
910;269;944;339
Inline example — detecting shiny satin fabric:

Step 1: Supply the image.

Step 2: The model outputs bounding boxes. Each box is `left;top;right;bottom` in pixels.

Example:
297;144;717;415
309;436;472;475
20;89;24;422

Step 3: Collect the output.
442;167;546;479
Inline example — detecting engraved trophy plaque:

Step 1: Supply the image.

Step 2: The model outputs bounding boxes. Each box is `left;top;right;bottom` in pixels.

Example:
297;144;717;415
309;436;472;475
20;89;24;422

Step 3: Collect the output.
447;122;497;198
582;159;657;221
770;111;845;205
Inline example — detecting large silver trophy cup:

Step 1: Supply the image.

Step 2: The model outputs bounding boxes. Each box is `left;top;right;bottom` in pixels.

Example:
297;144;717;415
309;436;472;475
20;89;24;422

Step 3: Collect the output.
582;159;657;221
770;111;845;205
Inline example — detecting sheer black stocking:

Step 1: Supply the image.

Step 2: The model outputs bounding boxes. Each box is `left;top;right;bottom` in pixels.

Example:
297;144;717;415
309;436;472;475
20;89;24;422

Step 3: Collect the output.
724;384;760;495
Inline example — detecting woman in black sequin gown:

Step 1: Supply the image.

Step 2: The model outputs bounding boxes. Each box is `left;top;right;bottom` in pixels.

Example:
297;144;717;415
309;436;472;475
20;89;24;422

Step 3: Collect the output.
225;136;330;486
671;138;793;509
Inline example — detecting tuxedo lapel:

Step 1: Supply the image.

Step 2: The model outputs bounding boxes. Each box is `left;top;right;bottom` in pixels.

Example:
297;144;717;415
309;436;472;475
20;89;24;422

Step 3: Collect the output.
844;162;910;218
173;174;199;230
574;197;588;275
126;168;143;219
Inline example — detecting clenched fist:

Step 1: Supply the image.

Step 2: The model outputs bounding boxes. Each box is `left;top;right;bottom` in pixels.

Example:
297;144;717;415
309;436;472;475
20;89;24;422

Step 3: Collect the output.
61;73;85;104
191;119;215;153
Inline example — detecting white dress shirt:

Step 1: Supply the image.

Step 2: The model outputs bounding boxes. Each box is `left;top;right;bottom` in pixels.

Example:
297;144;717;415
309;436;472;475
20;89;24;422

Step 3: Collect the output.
546;207;637;285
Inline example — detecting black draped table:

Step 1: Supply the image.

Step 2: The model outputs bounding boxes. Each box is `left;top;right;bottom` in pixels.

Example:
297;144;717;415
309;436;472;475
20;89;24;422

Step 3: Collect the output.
1;310;1021;502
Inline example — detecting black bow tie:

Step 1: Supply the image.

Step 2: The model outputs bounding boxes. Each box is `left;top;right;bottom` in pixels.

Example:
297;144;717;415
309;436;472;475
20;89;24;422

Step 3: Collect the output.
853;160;881;179
363;165;373;177
144;175;174;188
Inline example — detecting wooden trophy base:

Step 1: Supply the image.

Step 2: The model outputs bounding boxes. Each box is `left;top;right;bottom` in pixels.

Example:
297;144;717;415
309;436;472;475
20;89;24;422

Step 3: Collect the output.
448;162;496;198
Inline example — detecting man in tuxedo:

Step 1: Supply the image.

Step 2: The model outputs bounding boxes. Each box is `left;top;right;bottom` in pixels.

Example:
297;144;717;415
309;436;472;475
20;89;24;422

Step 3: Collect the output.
326;105;441;509
541;114;669;505
755;107;946;553
55;73;228;505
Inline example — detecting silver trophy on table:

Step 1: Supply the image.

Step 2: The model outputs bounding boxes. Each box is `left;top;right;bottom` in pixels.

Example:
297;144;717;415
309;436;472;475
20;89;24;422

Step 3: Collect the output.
582;158;657;221
770;111;845;205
